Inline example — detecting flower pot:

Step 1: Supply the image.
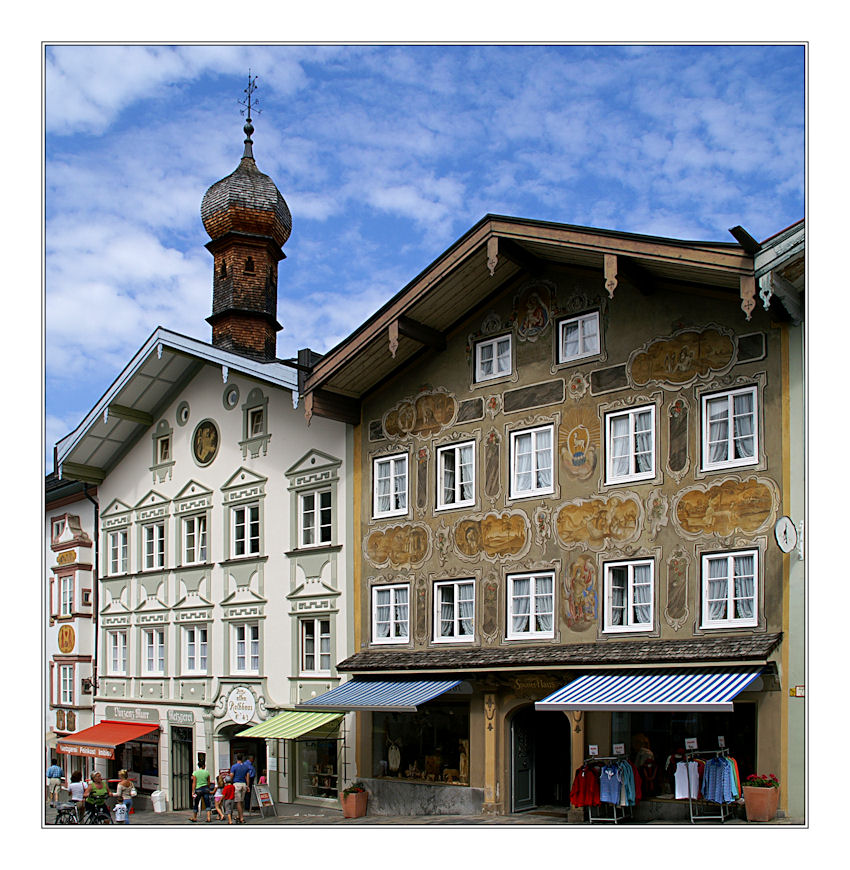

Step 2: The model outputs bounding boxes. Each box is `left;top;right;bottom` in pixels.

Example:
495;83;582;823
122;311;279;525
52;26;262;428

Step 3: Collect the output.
340;790;368;818
742;786;780;822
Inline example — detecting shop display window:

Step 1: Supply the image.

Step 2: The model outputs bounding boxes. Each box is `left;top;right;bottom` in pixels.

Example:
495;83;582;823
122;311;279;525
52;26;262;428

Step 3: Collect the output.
109;735;160;794
371;703;470;785
296;738;341;800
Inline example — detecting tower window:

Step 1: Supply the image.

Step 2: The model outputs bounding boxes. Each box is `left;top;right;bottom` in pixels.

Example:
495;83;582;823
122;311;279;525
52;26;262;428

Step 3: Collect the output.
244;257;255;273
220;261;227;277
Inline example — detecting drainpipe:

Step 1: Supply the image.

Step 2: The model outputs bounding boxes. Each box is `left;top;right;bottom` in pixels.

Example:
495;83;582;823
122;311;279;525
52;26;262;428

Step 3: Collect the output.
83;484;100;703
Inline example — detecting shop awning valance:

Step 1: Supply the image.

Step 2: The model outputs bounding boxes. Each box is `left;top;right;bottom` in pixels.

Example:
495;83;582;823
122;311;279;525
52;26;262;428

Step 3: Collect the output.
236;711;344;740
295;679;462;712
56;720;160;760
535;669;762;713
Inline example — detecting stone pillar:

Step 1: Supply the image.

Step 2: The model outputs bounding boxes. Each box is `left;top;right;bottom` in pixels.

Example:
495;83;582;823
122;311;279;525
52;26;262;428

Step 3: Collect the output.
483;693;498;814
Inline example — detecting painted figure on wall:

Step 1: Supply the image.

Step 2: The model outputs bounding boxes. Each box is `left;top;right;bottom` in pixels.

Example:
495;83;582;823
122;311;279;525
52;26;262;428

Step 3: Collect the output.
563;555;598;631
629;327;736;388
365;524;430;568
665;548;690;631
513;283;554;342
454;511;528;559
559;409;600;481
383;389;457;439
674;477;774;537
555;495;641;550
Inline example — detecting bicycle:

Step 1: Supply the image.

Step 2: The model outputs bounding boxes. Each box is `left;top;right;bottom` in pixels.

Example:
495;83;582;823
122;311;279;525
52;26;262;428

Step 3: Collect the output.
53;802;80;824
82;802;112;824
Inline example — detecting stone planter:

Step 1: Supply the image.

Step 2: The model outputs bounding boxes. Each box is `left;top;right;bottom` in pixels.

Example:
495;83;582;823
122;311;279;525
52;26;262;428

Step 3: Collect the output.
340;790;368;818
742;786;780;822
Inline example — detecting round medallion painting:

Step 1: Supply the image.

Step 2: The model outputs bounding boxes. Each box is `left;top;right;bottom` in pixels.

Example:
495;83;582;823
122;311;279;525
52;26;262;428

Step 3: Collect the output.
192;419;220;466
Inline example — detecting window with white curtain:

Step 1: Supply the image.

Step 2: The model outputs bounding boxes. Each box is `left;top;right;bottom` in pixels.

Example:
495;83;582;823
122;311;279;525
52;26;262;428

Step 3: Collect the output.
475;334;512;382
373;454;408;518
437;442;476;510
108;530;128;575
233;623;260;673
143;628;165;674
507;572;555;639
434;580;475;641
701;550;758;628
232;504;260;557
108;630;127;675
143;521;166;569
603;559;654;632
184;625;208;673
510;425;554;498
605;405;656;484
372;584;410;644
701;386;758;471
183;515;208;565
558;311;600;363
301;618;332;673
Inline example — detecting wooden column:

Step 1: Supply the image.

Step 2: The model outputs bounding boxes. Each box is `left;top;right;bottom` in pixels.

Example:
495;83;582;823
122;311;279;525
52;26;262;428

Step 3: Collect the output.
483;693;498;814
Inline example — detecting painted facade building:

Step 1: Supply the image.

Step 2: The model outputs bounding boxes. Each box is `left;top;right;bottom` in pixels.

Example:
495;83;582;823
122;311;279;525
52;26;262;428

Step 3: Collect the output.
51;119;354;811
299;215;805;820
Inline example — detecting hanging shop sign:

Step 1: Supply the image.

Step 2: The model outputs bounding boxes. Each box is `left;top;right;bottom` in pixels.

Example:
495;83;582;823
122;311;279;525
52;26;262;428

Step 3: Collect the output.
227;686;256;724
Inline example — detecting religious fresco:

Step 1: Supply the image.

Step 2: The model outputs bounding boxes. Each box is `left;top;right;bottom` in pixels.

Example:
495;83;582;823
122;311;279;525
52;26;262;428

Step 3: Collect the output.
559;408;601;482
383;387;457;440
554;494;642;551
629;326;736;389
645;488;670;540
666;397;690;481
484;430;502;501
416;447;429;512
453;510;530;561
512;282;554;342
563;554;598;632
480;575;500;645
414;575;428;645
672;476;777;539
364;523;431;568
664;548;690;631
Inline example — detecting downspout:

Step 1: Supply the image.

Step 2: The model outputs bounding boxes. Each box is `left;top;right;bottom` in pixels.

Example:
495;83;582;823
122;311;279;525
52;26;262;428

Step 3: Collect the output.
83;484;100;699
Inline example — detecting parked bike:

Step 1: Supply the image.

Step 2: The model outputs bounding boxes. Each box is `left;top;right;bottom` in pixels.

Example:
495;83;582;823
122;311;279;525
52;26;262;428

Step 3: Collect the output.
53;802;80;824
83;803;112;824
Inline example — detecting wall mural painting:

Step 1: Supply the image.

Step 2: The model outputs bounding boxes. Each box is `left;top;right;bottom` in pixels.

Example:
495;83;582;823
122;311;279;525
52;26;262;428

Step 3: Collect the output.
513;281;555;343
629;326;736;389
559;408;601;482
484;430;502;502
365;523;431;568
416;447;429;513
666;397;690;481
555;494;642;551
533;504;552;547
480;575;500;645
672;476;777;540
383;387;457;440
453;510;530;562
665;548;690;631
563;554;598;632
645;488;670;540
434;521;452;566
567;372;590;401
415;575;428;645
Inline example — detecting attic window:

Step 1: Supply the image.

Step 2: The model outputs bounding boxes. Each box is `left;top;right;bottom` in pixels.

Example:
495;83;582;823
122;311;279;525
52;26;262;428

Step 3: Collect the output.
220;261;227;277
244;257;255;273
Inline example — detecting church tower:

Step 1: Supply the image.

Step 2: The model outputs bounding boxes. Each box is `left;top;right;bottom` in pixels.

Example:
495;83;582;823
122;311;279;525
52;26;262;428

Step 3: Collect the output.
200;77;292;361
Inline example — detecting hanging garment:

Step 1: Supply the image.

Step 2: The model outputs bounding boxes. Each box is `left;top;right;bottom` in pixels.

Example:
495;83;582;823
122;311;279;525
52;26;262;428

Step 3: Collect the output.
618;760;636;806
599;764;622;804
640;759;660;797
701;756;734;804
723;757;740;799
570;766;600;808
628;761;642;803
674;761;700;799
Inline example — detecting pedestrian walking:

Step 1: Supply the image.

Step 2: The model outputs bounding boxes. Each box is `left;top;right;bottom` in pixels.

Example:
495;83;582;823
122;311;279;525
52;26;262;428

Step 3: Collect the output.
244;755;256;812
229;753;252;823
83;772;112;822
221;776;236;825
189;756;213;823
46;758;63;806
115;769;136;824
67;770;86;822
213;775;225;821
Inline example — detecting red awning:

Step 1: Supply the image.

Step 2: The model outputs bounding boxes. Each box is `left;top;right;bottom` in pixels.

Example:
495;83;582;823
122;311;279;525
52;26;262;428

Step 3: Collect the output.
56;720;159;760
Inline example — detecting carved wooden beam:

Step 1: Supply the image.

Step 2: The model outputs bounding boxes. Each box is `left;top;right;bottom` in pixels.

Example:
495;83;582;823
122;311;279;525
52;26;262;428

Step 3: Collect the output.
303;389;360;426
397;316;446;350
617;255;655;296
487;236;499;276
759;271;803;325
105;404;153;427
498;238;545;276
740;274;756;321
59;461;106;485
604;254;618;298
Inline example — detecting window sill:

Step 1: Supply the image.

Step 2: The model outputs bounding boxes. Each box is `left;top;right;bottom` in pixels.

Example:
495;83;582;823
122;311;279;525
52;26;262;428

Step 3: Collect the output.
699;622;758;631
286;544;343;557
435;501;477;513
504;633;556;642
699;460;759;474
601;626;654;635
220;554;268;566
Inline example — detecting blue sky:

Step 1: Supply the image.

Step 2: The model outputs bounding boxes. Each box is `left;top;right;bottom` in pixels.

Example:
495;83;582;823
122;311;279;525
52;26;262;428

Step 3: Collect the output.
43;43;805;466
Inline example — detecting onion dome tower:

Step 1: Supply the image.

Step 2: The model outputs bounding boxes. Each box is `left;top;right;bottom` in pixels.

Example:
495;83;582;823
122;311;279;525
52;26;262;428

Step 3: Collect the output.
201;76;292;361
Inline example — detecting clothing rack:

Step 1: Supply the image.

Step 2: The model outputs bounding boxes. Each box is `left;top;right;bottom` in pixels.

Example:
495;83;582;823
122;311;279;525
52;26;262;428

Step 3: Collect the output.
585;755;630;825
683;748;733;824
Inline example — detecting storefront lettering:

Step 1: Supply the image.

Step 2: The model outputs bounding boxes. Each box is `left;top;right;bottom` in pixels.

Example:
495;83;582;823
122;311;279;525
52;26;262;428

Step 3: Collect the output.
167;710;195;725
105;704;159;723
227;687;256;725
57;550;77;565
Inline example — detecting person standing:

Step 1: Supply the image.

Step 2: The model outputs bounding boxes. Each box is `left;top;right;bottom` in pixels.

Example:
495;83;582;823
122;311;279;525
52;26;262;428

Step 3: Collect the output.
244;755;256;813
189;756;213;823
83;772;112;822
115;770;135;825
46;759;63;806
229;753;251;824
67;770;86;822
221;776;236;825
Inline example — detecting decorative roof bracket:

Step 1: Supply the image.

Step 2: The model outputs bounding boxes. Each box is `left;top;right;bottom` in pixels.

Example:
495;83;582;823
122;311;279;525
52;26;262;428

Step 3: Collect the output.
487;236;499;277
740;275;756;321
604;254;618;298
222;365;229;384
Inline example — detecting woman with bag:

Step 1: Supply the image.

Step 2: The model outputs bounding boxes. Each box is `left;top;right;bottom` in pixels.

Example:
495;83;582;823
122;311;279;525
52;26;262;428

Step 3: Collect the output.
189;758;213;823
115;770;136;825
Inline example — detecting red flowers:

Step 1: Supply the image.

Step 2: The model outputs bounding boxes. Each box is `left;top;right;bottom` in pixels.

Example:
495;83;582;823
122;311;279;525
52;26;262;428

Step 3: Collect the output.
746;773;779;788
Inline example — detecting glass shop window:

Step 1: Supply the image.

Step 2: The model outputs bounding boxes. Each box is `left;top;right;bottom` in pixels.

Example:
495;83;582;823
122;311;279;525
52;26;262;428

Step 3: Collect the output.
296;738;340;800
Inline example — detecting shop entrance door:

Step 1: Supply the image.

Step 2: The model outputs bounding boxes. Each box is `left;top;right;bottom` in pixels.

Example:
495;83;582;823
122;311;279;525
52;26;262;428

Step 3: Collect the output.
511;705;572;812
170;727;193;811
511;709;535;812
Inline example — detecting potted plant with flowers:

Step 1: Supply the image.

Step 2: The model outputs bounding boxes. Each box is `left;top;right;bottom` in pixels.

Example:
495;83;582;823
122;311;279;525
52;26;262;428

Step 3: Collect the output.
742;774;780;822
340;782;368;818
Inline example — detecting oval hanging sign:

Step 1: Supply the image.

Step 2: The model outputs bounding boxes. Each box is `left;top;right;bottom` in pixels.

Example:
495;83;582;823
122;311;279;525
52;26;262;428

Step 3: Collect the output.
227;686;256;724
58;624;75;653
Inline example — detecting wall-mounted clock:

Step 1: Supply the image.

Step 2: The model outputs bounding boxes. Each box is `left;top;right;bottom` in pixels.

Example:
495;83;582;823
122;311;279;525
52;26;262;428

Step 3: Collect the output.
774;516;798;553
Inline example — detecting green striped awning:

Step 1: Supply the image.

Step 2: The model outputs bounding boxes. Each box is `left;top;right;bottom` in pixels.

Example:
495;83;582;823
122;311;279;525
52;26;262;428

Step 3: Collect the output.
236;711;343;740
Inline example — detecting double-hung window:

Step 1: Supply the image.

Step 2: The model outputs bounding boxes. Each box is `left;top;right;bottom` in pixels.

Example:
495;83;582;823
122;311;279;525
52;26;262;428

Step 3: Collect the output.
437;442;475;510
300;490;332;547
507;572;555;639
372;584;410;644
702;386;758;471
108;530;128;575
701;550;758;628
248;406;265;438
143;522;165;570
59;575;74;617
605;405;656;484
604;559;654;632
434;580;475;641
183;515;208;565
475;334;512;382
510;425;554;498
559;311;600;363
143;628;165;675
233;623;260;673
373;454;408;518
185;626;208;673
301;618;331;673
59;665;74;705
232;504;260;557
109;630;127;675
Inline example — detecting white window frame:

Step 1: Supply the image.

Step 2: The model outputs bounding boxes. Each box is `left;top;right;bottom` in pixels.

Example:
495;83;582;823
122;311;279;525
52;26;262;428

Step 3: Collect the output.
436;441;476;511
299;489;333;548
233;623;260;674
701;386;759;471
509;424;555;499
143;628;166;675
506;571;555;640
183;515;208;565
433;579;476;642
372;453;409;519
52;518;66;542
108;529;128;575
184;625;209;673
59;574;74;617
603;559;655;634
300;617;332;674
701;549;759;629
59;664;74;706
232;503;260;557
605;404;656;484
475;333;512;382
108;630;127;676
558;311;600;363
157;434;171;464
371;584;410;645
248;406;265;439
143;521;166;570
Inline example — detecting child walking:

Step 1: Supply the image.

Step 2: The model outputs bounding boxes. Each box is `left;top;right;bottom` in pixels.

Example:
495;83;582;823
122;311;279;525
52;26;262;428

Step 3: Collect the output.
221;776;236;825
213;774;226;821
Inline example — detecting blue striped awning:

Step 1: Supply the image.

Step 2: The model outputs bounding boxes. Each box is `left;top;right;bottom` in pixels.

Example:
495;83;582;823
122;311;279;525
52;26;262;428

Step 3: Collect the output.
535;669;761;713
295;679;462;712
